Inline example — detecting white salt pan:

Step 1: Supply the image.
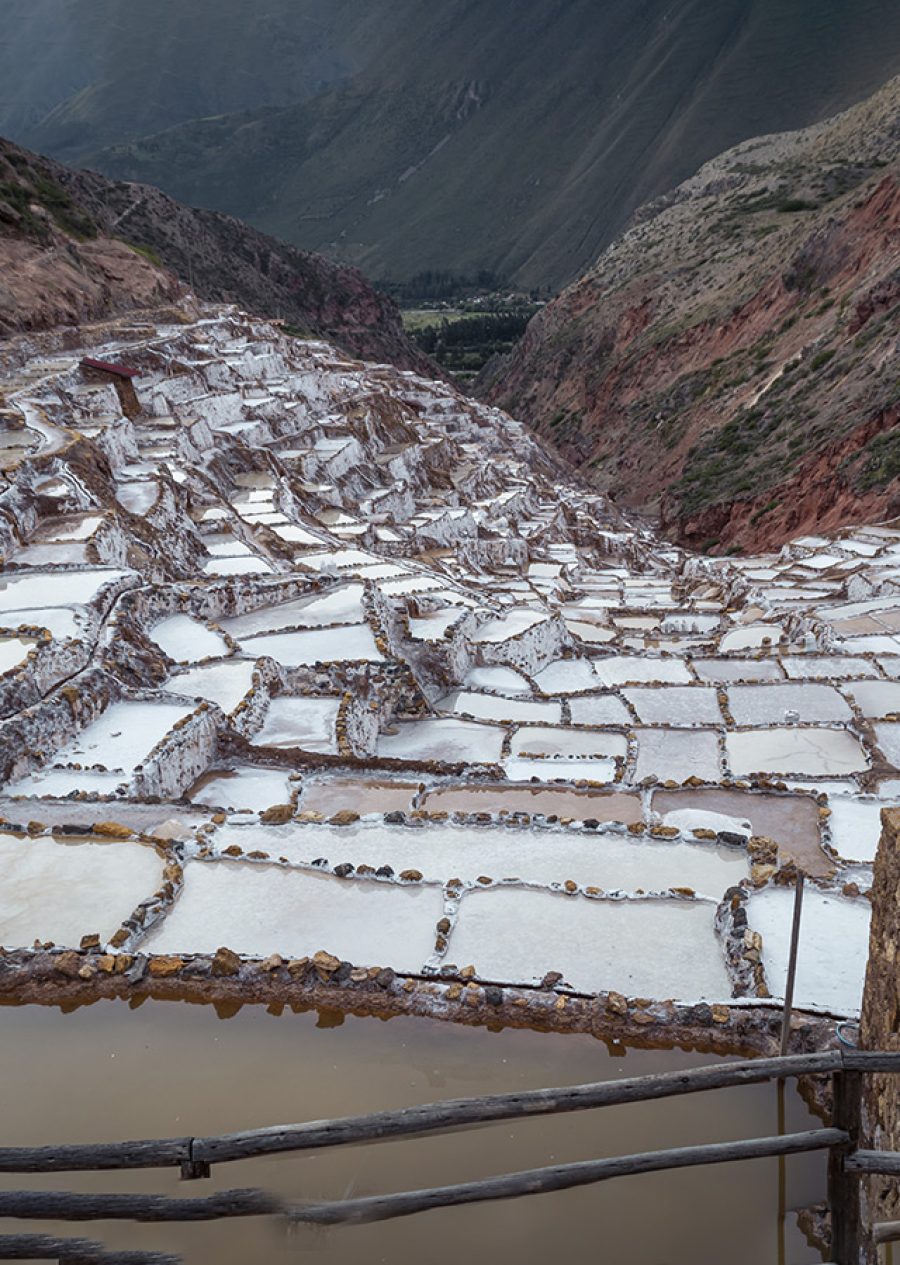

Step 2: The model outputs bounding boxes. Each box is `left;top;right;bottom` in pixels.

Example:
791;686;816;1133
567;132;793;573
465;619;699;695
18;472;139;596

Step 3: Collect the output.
747;886;870;1015
164;661;256;713
149;615;228;662
0;834;162;948
238;624;382;665
448;888;731;1001
377;718;505;764
251;697;341;752
144;862;442;970
726;728;868;777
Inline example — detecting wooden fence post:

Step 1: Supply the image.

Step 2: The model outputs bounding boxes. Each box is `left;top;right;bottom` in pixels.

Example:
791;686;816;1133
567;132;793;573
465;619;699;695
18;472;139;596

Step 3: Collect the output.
829;1069;862;1265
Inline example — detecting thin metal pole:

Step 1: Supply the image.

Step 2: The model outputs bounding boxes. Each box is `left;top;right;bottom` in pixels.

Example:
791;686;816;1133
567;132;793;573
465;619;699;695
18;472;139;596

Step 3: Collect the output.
780;875;805;1057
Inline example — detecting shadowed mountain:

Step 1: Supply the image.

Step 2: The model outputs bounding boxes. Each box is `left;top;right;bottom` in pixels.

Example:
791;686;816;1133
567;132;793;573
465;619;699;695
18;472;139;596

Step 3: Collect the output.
4;0;900;288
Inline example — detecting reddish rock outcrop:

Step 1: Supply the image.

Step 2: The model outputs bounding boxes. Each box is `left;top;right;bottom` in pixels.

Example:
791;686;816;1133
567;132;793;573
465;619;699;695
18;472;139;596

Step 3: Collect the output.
483;75;900;553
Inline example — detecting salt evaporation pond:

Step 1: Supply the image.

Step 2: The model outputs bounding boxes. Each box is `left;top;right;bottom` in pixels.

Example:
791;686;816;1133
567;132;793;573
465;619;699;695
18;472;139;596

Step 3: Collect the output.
593;657;693;686
422;784;643;822
567;693;633;725
144;861;442;969
0;834;162;946
149;614;229;662
300;778;420;815
449;887;732;1000
843;679;900;717
727;683;853;725
463;664;532;694
726;728;868;777
623;686;722;726
164;660;256;712
747;886;871;1015
0;635;36;674
0;1003;825;1265
509;727;628;759
377;717;505;764
0;568;129;611
188;766;295;811
5;699;193;793
250;696;341;751
437;690;562;724
237;623;382;664
634;729;722;783
220;583;365;636
825;795;896;862
213;821;747;892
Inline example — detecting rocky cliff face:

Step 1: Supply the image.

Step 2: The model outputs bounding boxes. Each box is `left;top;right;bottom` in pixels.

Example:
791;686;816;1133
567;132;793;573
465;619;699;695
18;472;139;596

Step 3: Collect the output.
483;76;900;553
0;141;182;334
0;137;428;371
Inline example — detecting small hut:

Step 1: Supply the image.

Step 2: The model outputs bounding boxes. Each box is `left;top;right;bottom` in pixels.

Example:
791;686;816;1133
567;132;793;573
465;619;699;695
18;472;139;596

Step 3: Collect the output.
79;358;141;418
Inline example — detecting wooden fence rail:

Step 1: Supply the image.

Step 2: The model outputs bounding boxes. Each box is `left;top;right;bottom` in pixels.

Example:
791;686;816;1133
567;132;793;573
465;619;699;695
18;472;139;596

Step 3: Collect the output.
0;1236;179;1263
289;1129;847;1226
0;1046;897;1262
0;1131;845;1227
4;1048;895;1176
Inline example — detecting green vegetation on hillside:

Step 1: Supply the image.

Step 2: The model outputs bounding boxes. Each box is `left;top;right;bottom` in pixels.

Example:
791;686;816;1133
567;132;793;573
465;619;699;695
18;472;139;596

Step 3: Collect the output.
394;279;541;382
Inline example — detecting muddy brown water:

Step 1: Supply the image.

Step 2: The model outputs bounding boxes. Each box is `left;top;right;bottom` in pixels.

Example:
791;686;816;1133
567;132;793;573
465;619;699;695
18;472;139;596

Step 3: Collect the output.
652;787;830;876
300;779;421;815
422;784;644;822
0;1001;824;1264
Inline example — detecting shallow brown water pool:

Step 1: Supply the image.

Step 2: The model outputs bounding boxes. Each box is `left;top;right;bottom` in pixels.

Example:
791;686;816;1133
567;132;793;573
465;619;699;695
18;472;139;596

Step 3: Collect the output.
0;1002;824;1263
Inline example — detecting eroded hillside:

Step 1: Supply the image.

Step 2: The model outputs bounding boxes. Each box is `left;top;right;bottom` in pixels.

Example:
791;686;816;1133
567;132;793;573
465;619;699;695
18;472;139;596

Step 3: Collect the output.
0;137;428;371
483;75;900;552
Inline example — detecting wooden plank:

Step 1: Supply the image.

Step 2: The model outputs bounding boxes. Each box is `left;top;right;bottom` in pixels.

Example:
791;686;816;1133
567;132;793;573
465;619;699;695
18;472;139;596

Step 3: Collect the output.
0;1139;191;1175
0;1236;179;1263
0;1189;281;1223
842;1050;900;1072
7;1049;900;1179
845;1149;900;1175
874;1220;900;1245
289;1128;846;1226
195;1052;841;1165
828;1070;862;1265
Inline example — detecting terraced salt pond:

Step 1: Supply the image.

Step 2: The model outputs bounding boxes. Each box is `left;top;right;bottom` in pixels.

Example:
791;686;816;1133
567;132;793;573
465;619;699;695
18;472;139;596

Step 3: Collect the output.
212;820;747;892
164;660;256;712
150;614;229;661
188;766;295;811
449;889;731;1000
0;567;128;611
378;718;506;763
250;696;342;751
236;623;382;664
6;700;193;794
4;308;900;1049
0;634;36;673
747;886;872;1015
219;584;365;636
0;833;162;947
145;863;443;968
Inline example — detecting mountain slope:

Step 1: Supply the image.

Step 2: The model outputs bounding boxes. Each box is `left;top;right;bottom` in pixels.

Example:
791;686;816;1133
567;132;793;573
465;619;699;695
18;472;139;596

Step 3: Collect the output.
4;0;900;287
482;76;900;551
0;137;428;369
